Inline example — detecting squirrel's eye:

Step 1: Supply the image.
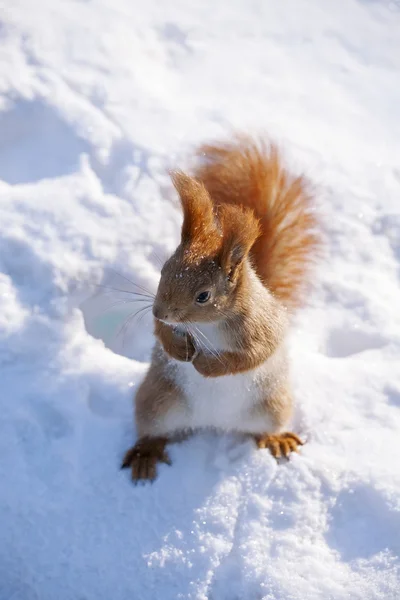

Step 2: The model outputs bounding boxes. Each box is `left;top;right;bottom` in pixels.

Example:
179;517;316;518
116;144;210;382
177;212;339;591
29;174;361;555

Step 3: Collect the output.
196;291;211;304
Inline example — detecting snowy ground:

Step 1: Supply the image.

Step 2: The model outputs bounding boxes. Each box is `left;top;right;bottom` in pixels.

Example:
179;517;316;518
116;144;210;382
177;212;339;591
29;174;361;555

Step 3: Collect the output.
1;0;400;598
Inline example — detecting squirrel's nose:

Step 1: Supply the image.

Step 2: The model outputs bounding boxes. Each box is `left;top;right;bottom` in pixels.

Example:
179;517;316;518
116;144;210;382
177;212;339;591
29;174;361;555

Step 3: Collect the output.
153;304;169;321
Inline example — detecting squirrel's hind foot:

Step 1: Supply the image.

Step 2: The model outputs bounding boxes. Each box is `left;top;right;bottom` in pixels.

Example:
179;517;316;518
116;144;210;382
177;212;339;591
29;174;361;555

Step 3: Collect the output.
254;432;304;459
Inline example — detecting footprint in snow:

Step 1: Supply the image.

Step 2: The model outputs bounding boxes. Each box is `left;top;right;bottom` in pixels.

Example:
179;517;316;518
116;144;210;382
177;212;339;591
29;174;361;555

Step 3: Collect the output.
14;397;72;486
325;482;400;561
324;327;387;358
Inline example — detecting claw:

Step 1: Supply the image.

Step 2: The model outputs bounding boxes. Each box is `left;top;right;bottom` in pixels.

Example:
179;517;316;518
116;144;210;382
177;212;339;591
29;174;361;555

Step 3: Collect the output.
255;432;304;459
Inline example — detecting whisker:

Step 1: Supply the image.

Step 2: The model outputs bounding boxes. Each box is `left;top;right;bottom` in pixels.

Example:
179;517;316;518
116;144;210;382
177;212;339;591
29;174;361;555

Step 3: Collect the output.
185;324;201;350
184;323;205;350
118;310;151;349
152;251;165;267
92;298;152;319
192;326;216;357
136;306;153;326
115;304;153;342
185;331;189;361
183;321;224;365
188;326;212;367
94;283;154;299
107;268;156;298
189;328;211;367
192;324;225;364
122;306;152;350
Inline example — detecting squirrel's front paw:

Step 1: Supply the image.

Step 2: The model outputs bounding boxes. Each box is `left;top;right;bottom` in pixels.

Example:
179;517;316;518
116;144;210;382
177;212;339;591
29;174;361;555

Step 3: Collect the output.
192;352;210;376
155;321;196;362
121;436;171;482
165;334;196;362
193;352;223;377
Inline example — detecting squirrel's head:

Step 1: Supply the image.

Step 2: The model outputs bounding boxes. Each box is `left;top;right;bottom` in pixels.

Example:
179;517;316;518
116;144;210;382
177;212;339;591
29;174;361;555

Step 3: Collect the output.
152;171;260;325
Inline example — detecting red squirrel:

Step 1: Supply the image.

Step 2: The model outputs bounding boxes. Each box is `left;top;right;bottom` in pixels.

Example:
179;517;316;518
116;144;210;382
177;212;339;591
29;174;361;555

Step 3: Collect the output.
122;134;320;482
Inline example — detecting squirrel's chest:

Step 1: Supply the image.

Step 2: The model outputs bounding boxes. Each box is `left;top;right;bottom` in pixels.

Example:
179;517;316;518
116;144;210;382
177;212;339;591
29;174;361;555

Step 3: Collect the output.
174;360;270;432
184;321;250;415
170;322;276;432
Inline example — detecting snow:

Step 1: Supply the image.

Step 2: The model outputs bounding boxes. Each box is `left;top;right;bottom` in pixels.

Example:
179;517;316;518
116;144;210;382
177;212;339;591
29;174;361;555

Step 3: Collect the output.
0;0;400;598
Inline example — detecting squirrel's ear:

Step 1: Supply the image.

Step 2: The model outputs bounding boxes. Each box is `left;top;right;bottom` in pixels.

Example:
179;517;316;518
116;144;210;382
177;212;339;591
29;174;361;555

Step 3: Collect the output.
170;170;216;245
219;205;260;281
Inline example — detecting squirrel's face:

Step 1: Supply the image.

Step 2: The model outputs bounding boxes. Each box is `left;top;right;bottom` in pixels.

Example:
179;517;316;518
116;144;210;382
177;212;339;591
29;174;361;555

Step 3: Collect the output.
152;247;236;325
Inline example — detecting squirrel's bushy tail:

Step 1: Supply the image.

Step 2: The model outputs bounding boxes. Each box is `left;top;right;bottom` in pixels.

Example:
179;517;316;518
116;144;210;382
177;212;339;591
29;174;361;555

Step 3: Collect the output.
193;135;320;310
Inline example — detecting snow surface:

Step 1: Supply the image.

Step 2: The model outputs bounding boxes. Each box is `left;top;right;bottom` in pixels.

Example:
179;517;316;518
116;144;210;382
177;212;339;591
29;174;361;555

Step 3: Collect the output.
1;0;400;598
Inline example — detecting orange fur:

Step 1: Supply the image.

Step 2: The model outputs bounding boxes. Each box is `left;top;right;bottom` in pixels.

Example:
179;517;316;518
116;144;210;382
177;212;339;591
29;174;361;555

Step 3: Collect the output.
194;135;320;309
170;170;220;253
218;203;261;280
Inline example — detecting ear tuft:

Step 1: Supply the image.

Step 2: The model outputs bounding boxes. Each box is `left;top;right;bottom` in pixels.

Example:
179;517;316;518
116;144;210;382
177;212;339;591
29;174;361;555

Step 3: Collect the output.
170;170;217;245
218;204;260;280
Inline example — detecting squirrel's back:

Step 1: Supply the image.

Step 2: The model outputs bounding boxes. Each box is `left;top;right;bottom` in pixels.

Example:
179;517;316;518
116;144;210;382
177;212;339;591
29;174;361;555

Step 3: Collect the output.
193;135;320;310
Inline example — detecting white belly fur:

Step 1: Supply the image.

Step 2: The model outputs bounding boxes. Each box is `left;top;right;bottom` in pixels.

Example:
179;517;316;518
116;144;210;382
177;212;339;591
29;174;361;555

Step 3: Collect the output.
159;322;287;435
